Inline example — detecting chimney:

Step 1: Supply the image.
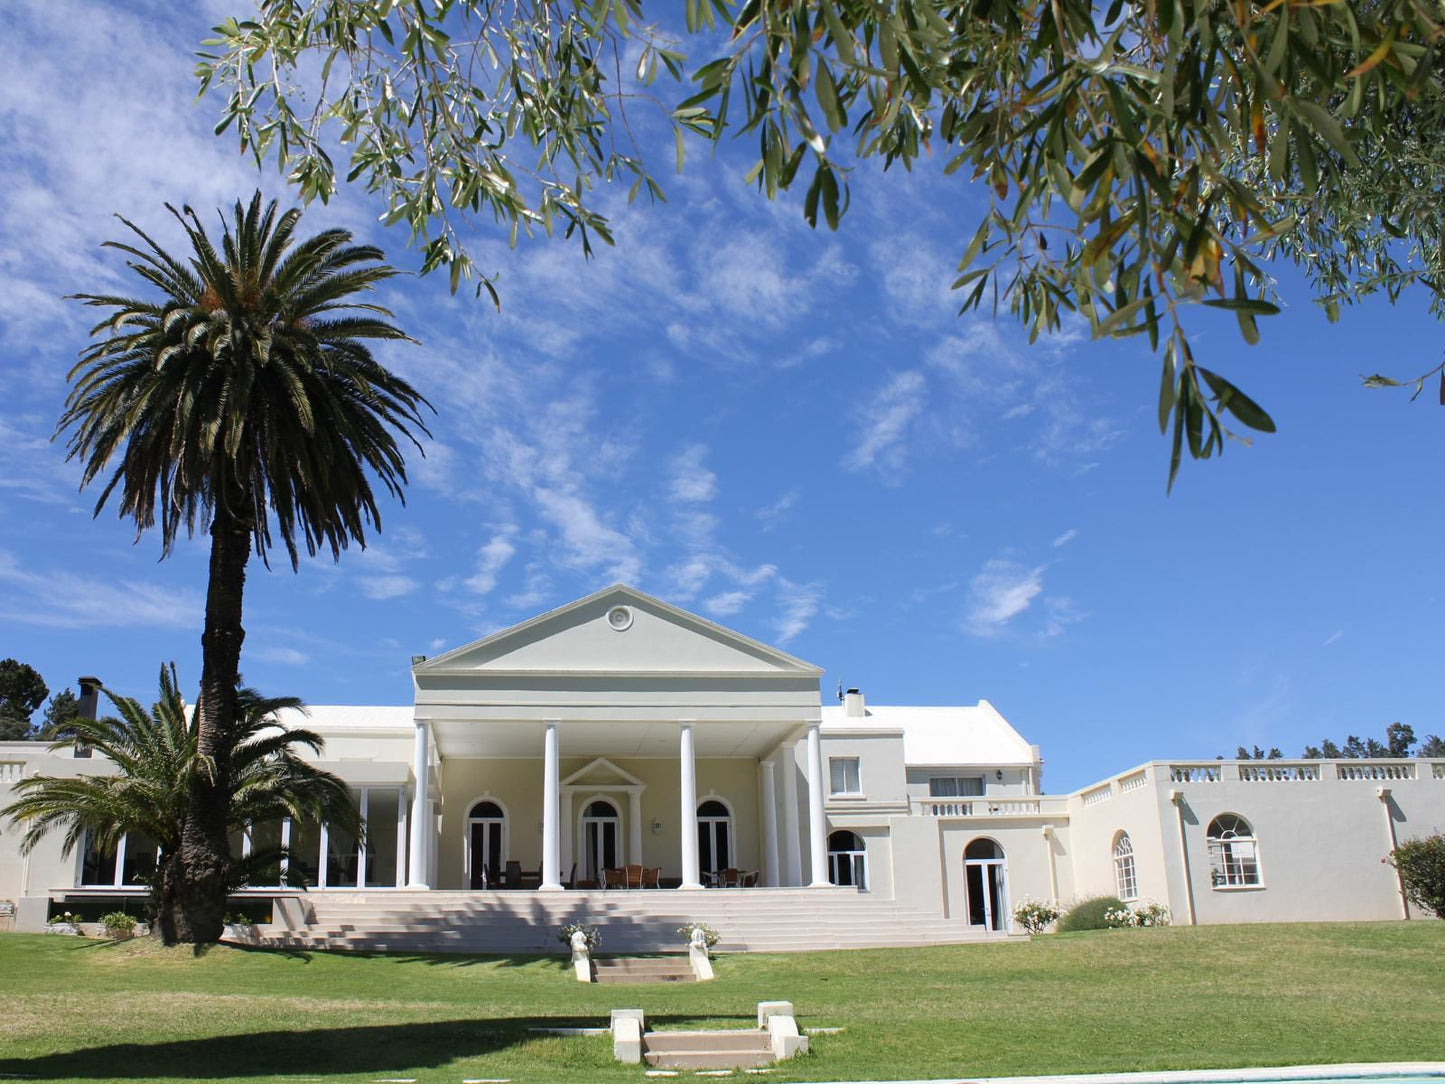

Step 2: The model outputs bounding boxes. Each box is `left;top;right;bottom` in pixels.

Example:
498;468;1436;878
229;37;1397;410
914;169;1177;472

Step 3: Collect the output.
75;675;101;759
843;688;865;718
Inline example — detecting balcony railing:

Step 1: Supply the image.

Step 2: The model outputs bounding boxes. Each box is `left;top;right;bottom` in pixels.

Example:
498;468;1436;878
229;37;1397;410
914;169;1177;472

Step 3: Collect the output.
913;796;1066;817
1163;759;1442;785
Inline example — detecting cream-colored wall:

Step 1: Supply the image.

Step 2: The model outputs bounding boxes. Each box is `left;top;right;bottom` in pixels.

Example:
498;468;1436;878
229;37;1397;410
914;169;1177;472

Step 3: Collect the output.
1065;773;1172;906
937;819;1067;927
433;756;759;889
821;733;907;804
0;743;117;901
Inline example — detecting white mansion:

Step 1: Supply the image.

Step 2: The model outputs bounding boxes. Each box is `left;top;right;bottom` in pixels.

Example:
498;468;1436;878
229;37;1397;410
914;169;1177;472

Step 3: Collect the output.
2;584;1442;946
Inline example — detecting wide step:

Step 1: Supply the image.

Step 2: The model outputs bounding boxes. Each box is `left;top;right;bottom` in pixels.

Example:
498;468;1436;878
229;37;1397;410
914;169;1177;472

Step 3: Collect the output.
643;1030;773;1070
594;957;693;984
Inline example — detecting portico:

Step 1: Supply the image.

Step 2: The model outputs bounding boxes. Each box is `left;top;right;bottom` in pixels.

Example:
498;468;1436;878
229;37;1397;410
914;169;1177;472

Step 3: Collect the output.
403;585;831;892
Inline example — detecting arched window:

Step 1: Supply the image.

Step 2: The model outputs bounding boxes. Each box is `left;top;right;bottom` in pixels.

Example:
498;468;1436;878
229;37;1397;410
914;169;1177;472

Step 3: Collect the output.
1112;832;1138;901
827;830;867;889
467;799;506;889
1206;813;1261;887
697;799;732;876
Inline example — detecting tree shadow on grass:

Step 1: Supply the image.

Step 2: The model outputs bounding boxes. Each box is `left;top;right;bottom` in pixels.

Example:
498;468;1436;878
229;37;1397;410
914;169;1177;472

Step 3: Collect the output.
0;1014;734;1080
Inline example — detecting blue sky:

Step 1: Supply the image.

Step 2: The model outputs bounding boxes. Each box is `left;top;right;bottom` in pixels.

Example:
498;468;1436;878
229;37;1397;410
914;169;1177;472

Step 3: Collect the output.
1;1;1441;792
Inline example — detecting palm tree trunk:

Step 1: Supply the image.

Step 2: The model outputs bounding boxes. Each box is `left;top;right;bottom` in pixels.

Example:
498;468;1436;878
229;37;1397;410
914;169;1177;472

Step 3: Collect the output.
173;510;250;943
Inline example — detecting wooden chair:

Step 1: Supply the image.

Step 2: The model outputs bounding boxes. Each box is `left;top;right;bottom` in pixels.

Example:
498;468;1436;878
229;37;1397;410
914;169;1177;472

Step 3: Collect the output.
741;870;759;888
624;863;645;889
720;867;742;887
642;866;661;889
602;867;624;890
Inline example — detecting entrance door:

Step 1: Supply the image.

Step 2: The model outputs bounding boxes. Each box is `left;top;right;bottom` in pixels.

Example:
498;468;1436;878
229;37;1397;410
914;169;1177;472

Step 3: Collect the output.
467;800;505;889
697;799;732;877
581;799;620;882
964;838;1008;931
827;830;868;889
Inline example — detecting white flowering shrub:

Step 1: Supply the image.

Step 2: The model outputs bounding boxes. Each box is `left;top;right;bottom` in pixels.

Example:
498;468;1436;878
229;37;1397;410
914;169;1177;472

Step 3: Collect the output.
1011;898;1062;934
557;922;600;952
1104;901;1171;928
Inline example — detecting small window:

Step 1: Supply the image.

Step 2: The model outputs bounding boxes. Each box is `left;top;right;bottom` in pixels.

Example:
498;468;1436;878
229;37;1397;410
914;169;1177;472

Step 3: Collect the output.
1207;813;1262;887
1112;832;1138;901
829;757;861;796
929;775;984;797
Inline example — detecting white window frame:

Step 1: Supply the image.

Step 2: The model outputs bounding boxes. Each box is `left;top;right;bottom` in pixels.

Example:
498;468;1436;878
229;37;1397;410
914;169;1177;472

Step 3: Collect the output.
1206;813;1264;889
1112;832;1138;901
829;756;862;796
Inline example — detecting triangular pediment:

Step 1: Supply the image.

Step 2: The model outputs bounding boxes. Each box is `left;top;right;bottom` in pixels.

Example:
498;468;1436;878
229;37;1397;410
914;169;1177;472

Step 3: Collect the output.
561;757;645;789
416;585;822;675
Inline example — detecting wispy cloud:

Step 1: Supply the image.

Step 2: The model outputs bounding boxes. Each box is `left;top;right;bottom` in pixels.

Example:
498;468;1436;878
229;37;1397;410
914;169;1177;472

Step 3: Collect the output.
1323;629;1344;647
774;578;822;643
965;559;1046;637
0;549;200;629
253;645;309;666
669;444;717;504
1052;528;1079;548
465;529;519;595
755;491;798;532
843;370;928;475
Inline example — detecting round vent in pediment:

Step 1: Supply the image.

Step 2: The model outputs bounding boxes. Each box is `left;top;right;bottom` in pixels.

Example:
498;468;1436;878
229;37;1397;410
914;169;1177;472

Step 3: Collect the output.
606;605;634;631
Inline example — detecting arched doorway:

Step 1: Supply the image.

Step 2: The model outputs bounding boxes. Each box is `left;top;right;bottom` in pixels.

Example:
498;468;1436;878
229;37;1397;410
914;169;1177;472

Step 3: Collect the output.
697;799;732;877
467;799;506;889
964;837;1008;931
581;798;621;882
828;830;867;889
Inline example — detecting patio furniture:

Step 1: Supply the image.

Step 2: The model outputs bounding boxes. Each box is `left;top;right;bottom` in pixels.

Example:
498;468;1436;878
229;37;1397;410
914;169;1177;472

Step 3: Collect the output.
741;870;759;887
624;863;645;889
504;860;521;889
519;862;542;889
720;867;742;887
642;866;661;889
602;867;624;889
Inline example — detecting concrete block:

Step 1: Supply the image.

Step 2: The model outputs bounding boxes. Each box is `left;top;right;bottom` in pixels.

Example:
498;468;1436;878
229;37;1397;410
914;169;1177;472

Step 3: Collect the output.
689;942;714;981
611;1009;645;1064
766;1015;808;1061
16;897;50;933
756;1001;793;1028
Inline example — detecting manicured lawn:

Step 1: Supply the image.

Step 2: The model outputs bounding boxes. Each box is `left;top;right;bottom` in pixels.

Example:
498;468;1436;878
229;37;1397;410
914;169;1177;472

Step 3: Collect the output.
0;922;1441;1083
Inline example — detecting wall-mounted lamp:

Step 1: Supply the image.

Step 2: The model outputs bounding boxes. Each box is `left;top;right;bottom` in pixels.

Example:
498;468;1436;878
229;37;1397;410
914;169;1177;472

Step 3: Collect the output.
651;819;664;835
995;770;1004;781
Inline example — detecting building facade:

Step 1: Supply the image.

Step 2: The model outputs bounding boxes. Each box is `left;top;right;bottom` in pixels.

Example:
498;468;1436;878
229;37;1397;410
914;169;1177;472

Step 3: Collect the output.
2;584;1442;935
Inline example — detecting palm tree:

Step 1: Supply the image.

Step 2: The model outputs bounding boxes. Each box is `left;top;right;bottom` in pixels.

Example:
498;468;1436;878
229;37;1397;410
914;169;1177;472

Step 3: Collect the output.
58;192;429;942
0;665;360;943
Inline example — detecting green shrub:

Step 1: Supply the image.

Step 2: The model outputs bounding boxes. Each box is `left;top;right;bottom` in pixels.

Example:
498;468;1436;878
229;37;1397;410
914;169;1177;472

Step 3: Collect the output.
1389;834;1445;918
99;911;137;939
1059;896;1127;932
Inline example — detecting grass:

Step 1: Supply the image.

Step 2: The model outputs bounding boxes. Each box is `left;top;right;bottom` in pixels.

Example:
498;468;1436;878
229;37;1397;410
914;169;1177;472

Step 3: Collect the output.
0;922;1442;1083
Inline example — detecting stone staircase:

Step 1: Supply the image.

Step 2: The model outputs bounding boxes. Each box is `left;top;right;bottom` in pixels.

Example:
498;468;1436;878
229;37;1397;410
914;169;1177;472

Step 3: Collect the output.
593;956;695;984
642;1030;775;1070
243;887;1011;954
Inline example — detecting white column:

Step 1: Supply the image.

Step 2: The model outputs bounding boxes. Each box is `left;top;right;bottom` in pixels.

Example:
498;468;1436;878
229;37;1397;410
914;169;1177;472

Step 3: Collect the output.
760;758;780;888
780;741;802;886
280;817;292;884
394;790;408;888
357;790;369;889
407;721;432;888
541;722;562;891
679;723;702;889
806;723;830;887
628;789;644;866
560;789;574;885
